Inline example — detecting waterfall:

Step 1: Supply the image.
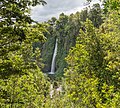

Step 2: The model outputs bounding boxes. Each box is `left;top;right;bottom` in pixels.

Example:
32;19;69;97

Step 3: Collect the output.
49;39;58;74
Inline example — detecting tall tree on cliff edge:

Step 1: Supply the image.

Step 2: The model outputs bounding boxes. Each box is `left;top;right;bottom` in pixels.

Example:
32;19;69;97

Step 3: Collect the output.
0;0;51;107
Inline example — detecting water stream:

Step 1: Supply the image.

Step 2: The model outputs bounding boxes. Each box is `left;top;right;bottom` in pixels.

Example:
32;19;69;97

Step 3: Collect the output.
49;38;58;74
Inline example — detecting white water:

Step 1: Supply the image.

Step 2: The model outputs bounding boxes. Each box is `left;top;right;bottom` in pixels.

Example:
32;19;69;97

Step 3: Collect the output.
50;84;62;98
49;39;58;74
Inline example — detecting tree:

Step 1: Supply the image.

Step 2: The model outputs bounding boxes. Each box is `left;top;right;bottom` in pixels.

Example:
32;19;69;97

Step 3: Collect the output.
80;8;88;22
0;0;50;107
88;3;103;27
103;0;120;13
64;19;101;107
64;8;120;106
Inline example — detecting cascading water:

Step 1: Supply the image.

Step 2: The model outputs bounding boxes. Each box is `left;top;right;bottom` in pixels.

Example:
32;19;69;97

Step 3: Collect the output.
49;39;58;74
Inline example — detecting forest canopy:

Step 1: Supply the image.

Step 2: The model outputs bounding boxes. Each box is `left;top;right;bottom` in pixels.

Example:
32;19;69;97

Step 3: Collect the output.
0;0;120;107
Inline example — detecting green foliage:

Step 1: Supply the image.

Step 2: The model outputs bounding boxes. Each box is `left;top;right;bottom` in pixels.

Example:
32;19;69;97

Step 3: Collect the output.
88;3;103;27
0;70;50;107
64;7;120;107
0;0;46;25
0;0;51;107
99;10;120;88
103;0;120;13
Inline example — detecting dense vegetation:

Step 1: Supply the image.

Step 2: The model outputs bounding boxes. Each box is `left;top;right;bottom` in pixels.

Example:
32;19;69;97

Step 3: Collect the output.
39;2;103;77
0;0;50;107
0;0;120;107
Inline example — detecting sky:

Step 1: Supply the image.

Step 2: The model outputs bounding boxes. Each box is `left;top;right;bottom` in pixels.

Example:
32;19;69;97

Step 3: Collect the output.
31;0;100;22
